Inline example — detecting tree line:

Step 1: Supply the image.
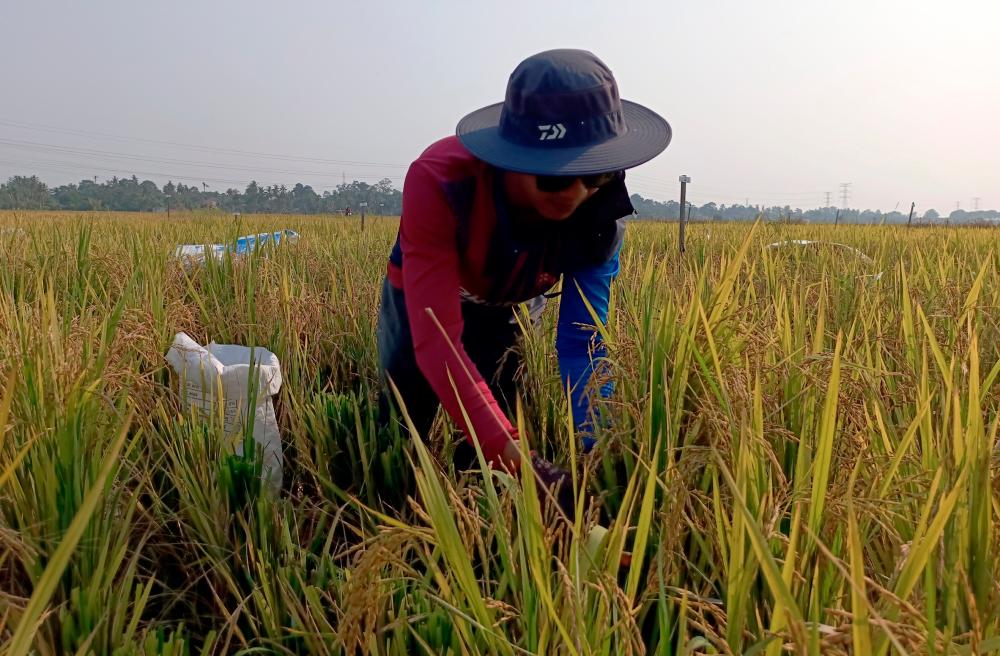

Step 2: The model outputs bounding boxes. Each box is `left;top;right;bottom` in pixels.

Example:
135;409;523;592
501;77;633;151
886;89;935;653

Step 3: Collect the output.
1;174;997;225
0;175;402;215
629;196;1000;225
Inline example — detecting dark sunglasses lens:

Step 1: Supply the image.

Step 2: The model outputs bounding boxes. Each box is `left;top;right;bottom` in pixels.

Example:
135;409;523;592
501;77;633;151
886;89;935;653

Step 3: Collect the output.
535;171;620;193
581;171;620;188
535;175;576;193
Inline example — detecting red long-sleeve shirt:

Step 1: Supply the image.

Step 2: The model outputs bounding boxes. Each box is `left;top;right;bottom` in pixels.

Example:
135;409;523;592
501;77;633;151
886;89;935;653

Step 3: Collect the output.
386;136;631;463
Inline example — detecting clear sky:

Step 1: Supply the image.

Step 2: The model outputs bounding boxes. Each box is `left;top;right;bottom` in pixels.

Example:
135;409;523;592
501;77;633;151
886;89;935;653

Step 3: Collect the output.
1;0;997;212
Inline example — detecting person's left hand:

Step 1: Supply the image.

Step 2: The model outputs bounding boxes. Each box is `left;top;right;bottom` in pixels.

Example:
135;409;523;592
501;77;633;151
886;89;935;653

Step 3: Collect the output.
529;453;577;520
499;438;523;473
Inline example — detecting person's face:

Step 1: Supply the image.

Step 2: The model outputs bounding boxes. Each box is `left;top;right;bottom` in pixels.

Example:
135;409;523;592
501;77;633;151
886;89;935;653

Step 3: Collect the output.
503;172;601;221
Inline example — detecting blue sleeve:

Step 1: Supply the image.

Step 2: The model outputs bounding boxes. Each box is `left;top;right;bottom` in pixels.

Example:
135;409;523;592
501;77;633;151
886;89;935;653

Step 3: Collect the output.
556;243;620;445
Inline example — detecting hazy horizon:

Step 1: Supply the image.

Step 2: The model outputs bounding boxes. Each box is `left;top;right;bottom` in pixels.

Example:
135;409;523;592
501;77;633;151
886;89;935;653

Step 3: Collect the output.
2;0;997;213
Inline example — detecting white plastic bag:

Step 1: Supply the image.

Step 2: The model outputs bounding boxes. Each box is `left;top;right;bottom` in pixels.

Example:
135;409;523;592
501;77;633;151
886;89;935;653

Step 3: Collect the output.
173;230;300;265
165;332;283;493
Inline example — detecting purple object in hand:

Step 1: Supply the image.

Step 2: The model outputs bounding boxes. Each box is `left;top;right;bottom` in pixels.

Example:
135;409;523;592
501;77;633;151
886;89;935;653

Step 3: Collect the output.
530;453;577;520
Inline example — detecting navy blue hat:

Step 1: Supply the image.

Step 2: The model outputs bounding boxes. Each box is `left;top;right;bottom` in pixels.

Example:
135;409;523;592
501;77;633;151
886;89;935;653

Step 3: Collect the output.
456;49;671;176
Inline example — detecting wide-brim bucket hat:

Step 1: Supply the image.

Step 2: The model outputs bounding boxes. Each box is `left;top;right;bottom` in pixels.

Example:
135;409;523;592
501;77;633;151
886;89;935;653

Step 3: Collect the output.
457;49;671;176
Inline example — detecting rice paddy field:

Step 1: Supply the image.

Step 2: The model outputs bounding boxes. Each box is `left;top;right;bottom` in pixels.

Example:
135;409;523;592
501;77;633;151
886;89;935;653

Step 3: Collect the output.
1;210;999;655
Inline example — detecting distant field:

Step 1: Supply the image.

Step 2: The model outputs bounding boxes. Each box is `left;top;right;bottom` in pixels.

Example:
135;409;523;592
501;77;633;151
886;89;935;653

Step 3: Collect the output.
1;210;999;654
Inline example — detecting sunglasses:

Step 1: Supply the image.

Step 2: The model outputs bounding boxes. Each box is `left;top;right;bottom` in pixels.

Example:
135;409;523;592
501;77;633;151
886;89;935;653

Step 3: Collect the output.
535;170;621;193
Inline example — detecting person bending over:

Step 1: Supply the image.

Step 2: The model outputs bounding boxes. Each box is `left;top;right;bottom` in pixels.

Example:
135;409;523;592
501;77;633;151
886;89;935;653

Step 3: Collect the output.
377;49;671;508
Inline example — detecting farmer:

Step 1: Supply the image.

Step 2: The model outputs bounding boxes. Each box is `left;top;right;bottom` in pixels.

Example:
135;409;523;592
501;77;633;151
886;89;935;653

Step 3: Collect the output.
377;49;671;494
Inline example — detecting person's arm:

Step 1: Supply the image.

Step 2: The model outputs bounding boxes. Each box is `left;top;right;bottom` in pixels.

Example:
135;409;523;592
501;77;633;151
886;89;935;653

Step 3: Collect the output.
555;243;620;444
399;162;518;467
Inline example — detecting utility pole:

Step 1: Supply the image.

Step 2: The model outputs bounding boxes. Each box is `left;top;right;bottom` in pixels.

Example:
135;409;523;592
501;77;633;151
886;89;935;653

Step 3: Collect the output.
835;209;840;226
678;175;691;254
678;175;690;254
907;201;915;227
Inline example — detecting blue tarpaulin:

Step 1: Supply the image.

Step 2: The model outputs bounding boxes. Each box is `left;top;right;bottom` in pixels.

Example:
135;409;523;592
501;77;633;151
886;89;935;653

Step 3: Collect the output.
174;230;300;263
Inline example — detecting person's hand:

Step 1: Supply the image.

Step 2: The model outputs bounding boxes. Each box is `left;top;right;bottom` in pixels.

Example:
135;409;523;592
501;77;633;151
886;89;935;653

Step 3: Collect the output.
499;438;523;474
529;453;577;521
498;440;579;520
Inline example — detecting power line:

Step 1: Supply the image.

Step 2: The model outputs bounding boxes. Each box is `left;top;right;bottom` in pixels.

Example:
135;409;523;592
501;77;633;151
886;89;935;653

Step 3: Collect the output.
669;184;825;197
0;137;404;181
0;117;409;168
1;117;902;211
0;157;256;187
2;117;918;212
612;172;830;202
0;156;402;187
0;117;843;209
630;178;824;202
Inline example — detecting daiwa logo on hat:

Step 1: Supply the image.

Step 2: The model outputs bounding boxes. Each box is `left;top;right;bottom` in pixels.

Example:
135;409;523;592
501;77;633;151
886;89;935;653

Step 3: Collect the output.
537;123;567;140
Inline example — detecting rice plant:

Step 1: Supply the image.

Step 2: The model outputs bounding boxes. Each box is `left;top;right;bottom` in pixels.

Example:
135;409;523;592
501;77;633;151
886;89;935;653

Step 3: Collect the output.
1;210;999;654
